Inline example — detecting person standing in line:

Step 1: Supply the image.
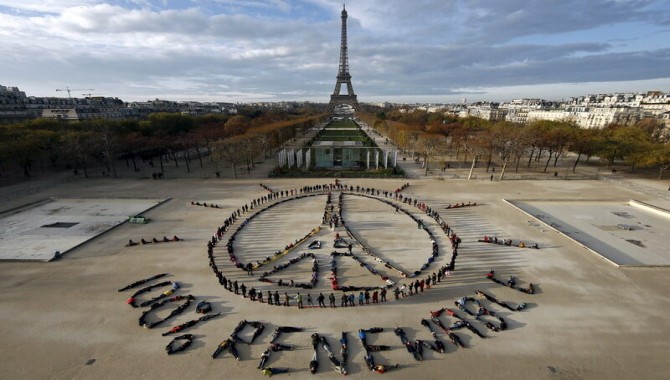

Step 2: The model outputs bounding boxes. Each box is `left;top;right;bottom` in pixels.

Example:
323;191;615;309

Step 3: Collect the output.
318;293;326;308
329;293;336;308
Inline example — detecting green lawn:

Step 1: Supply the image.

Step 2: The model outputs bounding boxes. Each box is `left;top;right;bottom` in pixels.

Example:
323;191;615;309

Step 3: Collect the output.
326;119;359;129
308;119;379;147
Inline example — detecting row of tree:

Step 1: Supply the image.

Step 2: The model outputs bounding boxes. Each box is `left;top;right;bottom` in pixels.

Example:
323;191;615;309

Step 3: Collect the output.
361;110;670;179
0;109;328;179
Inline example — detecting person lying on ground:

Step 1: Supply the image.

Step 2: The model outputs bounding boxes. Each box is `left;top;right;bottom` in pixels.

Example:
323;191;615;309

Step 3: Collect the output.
478;319;499;332
520;283;535;294
270;343;293;351
130;280;172;299
262;367;289;377
465;321;486;338
364;353;375;371
196;300;212;314
340;332;348;366
366;344;390;352
212;338;232;359
449;319;468;330
228;341;240;360
475;290;496;302
162;312;221;336
448;331;464;348
432;337;446;353
417;338;428;354
417;339;439;353
311;333;321;349
258;348;270;369
363;327;383;333
118;273;168;292
430;308;446;318
140;295;194;328
373;364;399;373
162;320;197;336
270;326;303;343
165;334;194;355
310;350;319;374
420;318;433;331
248;321;265;344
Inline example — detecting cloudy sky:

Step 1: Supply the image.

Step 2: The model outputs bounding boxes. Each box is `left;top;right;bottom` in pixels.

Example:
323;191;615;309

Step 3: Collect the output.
2;0;670;103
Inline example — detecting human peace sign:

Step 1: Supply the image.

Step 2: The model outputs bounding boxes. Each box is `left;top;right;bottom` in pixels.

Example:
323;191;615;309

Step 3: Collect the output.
206;182;460;307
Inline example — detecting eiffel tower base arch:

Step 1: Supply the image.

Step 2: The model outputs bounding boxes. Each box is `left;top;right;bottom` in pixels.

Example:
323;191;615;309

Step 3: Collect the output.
327;95;361;113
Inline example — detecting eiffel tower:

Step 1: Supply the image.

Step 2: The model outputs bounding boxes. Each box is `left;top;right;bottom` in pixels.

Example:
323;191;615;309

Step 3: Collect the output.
326;4;360;113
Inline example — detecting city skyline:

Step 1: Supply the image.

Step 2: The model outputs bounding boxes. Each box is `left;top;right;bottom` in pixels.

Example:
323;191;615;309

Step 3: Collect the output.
1;0;670;103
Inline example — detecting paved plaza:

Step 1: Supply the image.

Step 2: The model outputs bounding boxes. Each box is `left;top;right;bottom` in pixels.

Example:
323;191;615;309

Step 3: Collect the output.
510;200;670;266
0;176;669;379
0;198;164;261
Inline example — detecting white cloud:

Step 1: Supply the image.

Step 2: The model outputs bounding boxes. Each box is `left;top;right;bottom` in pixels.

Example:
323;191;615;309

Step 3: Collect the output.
1;0;669;102
0;0;95;13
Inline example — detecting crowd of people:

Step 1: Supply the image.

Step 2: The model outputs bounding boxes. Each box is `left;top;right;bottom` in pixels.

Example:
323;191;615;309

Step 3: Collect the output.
445;201;477;209
126;236;182;246
114;169;541;371
479;236;539;249
358;327;399;372
117;267;535;373
258;252;319;289
190;201;222;208
329;250;394;291
118;272;225;356
202;180;468;315
487;270;536;294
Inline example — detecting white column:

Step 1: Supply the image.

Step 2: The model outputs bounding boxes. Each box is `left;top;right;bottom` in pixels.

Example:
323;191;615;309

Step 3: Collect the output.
375;150;379;170
288;149;294;168
282;149;287;167
393;150;398;167
366;150;370;169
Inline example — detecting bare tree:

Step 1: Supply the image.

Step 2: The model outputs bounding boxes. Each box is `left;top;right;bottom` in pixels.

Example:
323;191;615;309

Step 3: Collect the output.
213;139;243;179
490;121;523;180
417;132;444;176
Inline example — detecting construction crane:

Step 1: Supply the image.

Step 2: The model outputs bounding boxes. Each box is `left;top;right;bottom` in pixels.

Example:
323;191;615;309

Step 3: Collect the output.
55;86;95;101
